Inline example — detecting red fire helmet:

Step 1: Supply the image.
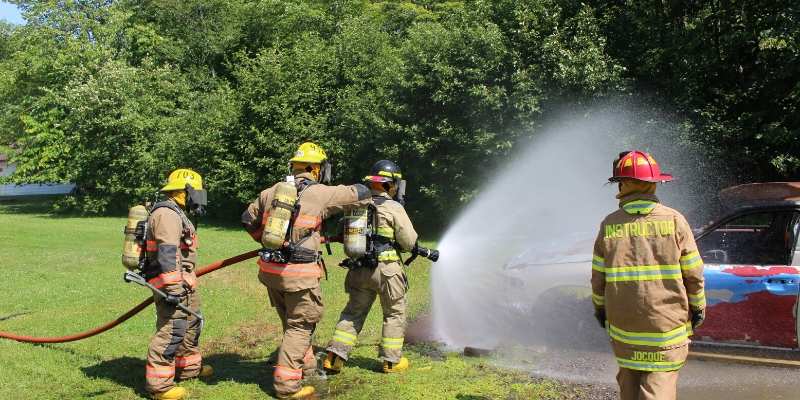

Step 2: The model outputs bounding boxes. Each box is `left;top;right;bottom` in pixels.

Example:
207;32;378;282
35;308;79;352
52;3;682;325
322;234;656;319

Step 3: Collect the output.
609;150;673;183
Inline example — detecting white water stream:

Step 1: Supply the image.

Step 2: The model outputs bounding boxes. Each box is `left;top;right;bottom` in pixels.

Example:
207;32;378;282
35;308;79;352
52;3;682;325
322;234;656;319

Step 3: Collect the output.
429;106;797;399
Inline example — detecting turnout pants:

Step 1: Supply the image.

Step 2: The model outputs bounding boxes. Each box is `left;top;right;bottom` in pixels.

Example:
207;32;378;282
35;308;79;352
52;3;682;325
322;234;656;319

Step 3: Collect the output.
616;368;679;400
259;272;323;397
145;290;203;394
326;262;408;363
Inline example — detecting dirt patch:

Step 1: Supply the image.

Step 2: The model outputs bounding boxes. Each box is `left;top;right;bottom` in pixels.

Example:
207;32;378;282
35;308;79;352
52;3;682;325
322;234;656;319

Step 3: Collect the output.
202;322;280;359
406;313;441;343
202;267;263;293
550;380;616;400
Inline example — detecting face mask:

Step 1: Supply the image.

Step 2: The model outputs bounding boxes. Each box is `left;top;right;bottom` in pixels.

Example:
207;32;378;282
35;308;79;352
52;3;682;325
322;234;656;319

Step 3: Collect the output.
395;180;407;205
185;185;208;216
321;161;332;184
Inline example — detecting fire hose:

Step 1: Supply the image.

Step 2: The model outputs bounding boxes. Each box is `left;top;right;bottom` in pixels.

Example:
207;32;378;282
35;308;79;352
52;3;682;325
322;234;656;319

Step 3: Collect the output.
0;249;260;344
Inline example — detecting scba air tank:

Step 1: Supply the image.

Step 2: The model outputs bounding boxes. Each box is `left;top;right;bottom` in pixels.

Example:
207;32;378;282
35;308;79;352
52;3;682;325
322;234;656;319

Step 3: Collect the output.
261;178;298;250
343;207;369;259
122;205;149;270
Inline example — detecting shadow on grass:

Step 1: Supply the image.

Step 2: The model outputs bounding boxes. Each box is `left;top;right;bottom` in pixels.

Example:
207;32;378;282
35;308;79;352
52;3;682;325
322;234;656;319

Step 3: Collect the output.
81;356;147;397
80;351;284;398
0;198;249;232
0;199;441;240
0;311;31;321
339;354;383;373
0;199;59;215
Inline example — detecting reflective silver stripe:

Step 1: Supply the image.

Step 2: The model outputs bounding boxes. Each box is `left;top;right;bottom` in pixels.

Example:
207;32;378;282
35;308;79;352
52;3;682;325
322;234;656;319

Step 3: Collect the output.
605;264;682;282
381;337;403;349
607;323;691;347
622;200;657;215
688;291;706;308
616;357;684;372
680;250;703;270
333;330;357;346
592;255;606;272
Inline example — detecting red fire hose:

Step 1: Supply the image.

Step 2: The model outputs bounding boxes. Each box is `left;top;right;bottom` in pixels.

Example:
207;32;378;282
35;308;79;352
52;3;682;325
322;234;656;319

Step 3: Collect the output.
0;249;260;344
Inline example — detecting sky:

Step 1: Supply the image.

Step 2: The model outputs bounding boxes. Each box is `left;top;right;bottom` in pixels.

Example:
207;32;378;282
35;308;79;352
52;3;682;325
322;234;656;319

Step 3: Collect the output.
0;1;24;25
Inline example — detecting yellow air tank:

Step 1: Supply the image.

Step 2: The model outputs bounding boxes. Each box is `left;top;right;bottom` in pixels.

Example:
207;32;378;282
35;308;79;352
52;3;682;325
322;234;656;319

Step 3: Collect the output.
261;180;298;250
343;207;369;259
122;205;149;270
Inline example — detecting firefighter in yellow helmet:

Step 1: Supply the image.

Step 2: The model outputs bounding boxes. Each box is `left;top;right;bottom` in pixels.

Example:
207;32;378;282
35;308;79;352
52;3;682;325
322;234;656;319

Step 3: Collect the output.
241;142;371;399
322;160;427;374
592;151;705;400
144;168;213;400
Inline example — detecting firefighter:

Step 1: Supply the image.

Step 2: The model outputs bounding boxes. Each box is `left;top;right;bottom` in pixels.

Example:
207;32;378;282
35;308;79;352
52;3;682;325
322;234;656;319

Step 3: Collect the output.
144;168;212;400
323;160;419;374
241;142;370;399
592;151;705;400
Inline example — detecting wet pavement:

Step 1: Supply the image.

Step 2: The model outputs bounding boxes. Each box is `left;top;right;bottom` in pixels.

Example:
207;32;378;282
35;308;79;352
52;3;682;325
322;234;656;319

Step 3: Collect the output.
516;345;800;400
408;313;800;400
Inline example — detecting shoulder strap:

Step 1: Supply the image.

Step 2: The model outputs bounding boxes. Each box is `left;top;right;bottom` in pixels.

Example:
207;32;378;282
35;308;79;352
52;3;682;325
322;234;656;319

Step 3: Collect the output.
150;200;195;236
296;179;317;194
373;195;405;209
284;180;319;249
372;195;387;206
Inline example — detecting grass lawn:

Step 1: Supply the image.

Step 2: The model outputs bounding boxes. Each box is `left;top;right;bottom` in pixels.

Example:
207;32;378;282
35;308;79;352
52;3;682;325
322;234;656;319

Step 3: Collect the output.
0;200;568;399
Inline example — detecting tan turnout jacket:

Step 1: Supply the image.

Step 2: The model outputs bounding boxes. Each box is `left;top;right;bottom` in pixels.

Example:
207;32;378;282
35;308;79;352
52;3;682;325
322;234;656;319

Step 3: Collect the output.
592;193;705;372
145;201;198;295
372;191;418;263
241;173;368;291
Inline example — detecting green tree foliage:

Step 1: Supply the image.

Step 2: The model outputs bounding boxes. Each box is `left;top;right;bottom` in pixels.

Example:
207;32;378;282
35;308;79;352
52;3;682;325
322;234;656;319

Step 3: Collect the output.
0;0;631;228
594;0;800;179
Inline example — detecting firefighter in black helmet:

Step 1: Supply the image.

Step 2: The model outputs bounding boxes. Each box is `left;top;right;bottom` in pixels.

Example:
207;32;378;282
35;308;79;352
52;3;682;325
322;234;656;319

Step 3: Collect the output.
324;160;420;374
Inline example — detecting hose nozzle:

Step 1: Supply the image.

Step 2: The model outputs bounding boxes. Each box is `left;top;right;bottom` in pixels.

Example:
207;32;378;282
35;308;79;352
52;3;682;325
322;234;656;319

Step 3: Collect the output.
404;244;440;265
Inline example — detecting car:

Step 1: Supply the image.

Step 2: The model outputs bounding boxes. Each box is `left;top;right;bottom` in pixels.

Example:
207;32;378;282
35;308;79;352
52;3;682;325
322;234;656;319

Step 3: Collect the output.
692;182;800;349
496;182;800;351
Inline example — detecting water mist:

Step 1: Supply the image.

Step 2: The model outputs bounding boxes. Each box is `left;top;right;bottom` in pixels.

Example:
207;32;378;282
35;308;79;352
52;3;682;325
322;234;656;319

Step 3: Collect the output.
429;105;799;399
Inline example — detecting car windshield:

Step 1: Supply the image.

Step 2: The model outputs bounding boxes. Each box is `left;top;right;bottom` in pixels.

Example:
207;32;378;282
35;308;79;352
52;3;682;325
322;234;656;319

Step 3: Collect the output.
697;210;799;265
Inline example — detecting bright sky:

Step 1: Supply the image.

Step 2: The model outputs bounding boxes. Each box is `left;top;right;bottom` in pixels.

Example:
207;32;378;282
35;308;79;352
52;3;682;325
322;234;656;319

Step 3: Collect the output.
0;1;24;25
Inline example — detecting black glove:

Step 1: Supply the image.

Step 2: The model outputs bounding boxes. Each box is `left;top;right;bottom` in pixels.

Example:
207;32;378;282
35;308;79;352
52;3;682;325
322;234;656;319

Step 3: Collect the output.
594;307;606;329
691;309;705;329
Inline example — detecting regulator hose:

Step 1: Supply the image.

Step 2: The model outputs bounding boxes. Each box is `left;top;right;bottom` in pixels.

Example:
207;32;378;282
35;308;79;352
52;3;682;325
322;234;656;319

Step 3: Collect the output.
0;249;260;344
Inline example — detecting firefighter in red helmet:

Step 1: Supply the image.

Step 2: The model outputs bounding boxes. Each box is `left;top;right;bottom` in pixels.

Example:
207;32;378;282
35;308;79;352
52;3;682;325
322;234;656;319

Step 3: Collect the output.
592;150;705;400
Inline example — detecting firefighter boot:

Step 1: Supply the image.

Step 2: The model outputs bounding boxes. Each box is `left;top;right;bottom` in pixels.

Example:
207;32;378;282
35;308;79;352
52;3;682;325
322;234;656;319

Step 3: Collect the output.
152;387;187;400
278;386;316;399
323;352;344;374
179;364;214;382
382;357;409;373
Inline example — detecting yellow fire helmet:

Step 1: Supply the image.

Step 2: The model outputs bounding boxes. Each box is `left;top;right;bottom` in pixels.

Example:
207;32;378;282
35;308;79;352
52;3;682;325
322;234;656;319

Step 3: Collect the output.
160;168;204;192
289;142;328;164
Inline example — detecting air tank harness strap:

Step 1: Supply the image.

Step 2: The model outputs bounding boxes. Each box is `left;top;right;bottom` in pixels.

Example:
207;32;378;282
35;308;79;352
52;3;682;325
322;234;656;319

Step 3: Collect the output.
147;200;196;249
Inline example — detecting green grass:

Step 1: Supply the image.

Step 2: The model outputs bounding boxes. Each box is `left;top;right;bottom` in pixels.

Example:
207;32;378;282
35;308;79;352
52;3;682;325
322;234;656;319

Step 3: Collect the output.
0;200;567;399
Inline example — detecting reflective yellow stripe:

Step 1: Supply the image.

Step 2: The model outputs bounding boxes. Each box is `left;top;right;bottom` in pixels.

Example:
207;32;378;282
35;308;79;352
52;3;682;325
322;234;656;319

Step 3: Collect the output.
333;330;357;346
605;264;682;282
378;250;400;262
622;200;657;215
680;250;700;261
592;255;606;273
376;226;395;239
608;323;691;347
688;291;706;308
382;337;404;349
616;357;684;372
592;293;604;306
680;251;703;270
378;170;402;179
